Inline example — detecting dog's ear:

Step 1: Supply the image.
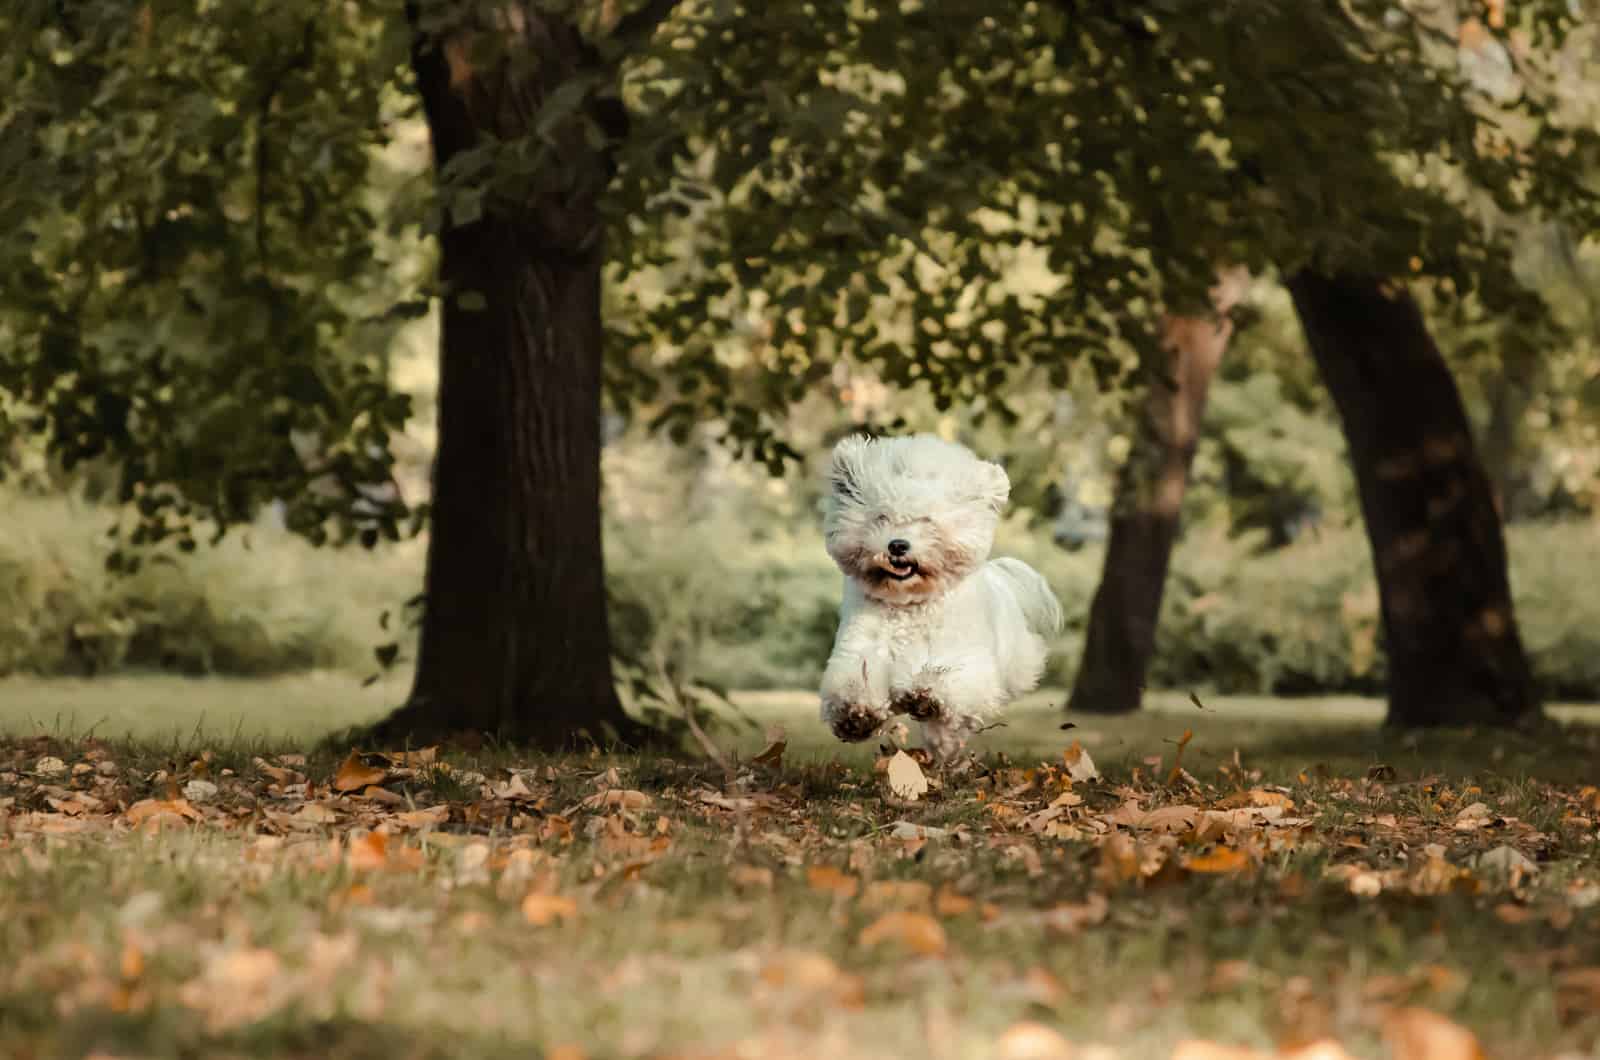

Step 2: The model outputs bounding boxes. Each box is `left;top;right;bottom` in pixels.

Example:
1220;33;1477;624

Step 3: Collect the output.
828;435;871;504
976;460;1010;514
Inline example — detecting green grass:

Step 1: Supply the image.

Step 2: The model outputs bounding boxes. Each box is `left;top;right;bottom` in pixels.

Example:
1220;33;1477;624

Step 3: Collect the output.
3;681;1600;1058
5;674;1598;784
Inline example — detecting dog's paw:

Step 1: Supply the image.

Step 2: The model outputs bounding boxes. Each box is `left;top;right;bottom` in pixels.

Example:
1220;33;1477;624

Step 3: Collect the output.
822;694;887;743
889;665;952;721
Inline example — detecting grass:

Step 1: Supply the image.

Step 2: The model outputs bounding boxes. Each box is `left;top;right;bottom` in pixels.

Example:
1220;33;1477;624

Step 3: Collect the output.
3;680;1600;1058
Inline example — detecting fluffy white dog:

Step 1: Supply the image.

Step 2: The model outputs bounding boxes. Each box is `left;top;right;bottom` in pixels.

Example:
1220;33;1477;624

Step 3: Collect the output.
818;434;1063;758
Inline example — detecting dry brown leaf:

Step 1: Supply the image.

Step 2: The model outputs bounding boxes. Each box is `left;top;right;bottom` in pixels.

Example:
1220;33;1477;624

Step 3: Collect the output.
1184;846;1252;875
1282;1042;1359;1060
1383;1007;1485;1060
395;804;450;829
294;801;339;824
1248;788;1294;810
347;831;389;872
885;750;929;801
752;726;787;767
758;951;865;1008
1170;1042;1270;1060
521;892;579;926
382;746;439;767
1040;892;1108;933
332;752;388;793
858;910;947;956
729;865;774;889
582;789;651;812
1063;742;1100;782
934;887;975;917
124;798;201;827
1554;967;1600;1024
1112;803;1199;833
545;1046;588;1060
993;1021;1075;1059
805;865;859;899
361;785;405;806
861;879;933;910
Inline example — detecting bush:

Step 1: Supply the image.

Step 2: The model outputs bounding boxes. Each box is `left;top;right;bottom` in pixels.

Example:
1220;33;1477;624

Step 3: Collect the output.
0;492;418;677
6;487;1599;703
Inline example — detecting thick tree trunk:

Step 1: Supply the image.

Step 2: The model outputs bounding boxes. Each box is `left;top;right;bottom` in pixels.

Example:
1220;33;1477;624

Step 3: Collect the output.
375;3;643;747
1069;272;1246;714
1287;271;1539;728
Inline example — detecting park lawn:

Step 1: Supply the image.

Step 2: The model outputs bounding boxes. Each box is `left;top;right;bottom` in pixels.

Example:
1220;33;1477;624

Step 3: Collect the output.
1;685;1599;1059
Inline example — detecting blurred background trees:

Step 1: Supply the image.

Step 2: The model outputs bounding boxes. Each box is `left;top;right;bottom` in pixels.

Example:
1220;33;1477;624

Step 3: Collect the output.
3;0;1600;741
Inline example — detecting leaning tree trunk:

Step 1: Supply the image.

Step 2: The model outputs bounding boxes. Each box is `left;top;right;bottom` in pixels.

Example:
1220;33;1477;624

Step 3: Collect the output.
1287;271;1539;728
375;3;643;747
1069;271;1247;715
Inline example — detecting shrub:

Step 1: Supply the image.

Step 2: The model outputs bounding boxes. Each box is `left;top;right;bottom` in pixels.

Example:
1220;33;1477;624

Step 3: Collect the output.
5;487;1599;703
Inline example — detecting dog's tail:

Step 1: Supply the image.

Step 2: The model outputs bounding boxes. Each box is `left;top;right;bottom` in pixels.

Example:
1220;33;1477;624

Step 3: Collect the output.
988;557;1064;636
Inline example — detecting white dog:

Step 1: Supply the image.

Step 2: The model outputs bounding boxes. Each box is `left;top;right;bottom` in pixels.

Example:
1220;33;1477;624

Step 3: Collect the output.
818;434;1063;758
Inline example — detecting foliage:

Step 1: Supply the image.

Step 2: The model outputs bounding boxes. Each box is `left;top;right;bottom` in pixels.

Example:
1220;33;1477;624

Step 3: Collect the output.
0;0;417;553
612;0;1600;460
0;490;417;677
7;0;1599;549
2;722;1599;1056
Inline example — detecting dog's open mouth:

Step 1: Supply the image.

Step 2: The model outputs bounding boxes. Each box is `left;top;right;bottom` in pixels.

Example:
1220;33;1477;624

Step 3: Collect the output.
877;557;919;582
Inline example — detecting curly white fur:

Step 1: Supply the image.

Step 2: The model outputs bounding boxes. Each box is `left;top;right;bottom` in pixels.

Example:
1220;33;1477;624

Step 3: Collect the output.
818;434;1063;758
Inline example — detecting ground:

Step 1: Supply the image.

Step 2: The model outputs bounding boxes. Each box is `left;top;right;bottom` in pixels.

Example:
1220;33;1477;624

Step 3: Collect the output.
1;679;1599;1059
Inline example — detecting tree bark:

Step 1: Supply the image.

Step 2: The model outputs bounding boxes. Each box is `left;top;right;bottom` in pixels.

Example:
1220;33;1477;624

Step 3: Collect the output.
1287;271;1539;728
375;3;644;747
1069;271;1247;714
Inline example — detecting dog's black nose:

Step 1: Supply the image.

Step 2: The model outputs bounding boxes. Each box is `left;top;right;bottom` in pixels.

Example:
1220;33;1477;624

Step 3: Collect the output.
887;539;911;557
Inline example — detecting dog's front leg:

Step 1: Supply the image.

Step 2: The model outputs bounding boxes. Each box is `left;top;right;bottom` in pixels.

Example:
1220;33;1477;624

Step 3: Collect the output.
819;607;892;743
891;653;1007;759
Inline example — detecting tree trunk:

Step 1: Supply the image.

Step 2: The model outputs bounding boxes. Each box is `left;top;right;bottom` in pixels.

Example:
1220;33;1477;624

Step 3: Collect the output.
1069;271;1247;714
375;3;643;747
1287;271;1539;728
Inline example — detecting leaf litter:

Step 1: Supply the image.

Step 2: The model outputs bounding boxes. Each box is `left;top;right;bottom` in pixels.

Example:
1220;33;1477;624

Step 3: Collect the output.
1;726;1597;1058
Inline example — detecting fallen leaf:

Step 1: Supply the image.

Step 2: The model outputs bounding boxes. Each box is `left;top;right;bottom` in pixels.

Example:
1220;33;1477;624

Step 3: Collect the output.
752;725;787;767
1383;1007;1485;1060
382;746;439;767
858;911;946;956
521;893;579;926
1171;1041;1270;1060
332;752;388;793
1554;967;1600;1024
182;779;218;803
759;951;865;1007
1283;1043;1359;1060
885;751;929;801
1063;742;1100;782
1475;845;1537;879
33;756;66;776
1111;803;1200;833
1184;846;1252;875
1040;892;1109;933
125;799;201;827
729;865;774;889
294;802;339;824
861;879;932;909
582;789;651;812
1452;802;1494;832
805;866;859;899
347;832;389;872
994;1021;1075;1059
395;804;450;829
887;821;951;841
934;887;975;917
